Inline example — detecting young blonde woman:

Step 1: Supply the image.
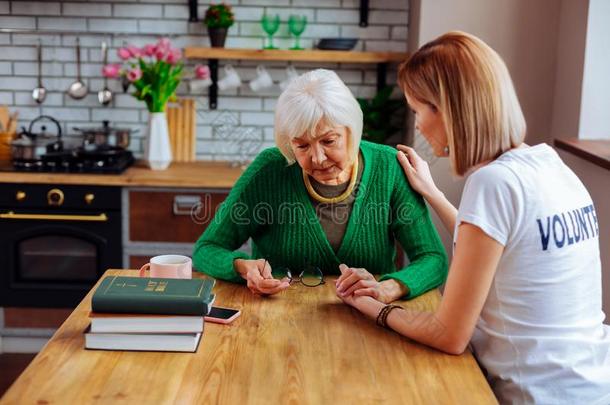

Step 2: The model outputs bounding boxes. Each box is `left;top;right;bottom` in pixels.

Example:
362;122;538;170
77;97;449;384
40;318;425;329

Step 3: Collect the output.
338;31;610;404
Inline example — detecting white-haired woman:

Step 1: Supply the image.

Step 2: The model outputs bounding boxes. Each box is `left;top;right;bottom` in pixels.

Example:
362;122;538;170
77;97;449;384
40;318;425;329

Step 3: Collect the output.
193;69;447;302
338;32;610;404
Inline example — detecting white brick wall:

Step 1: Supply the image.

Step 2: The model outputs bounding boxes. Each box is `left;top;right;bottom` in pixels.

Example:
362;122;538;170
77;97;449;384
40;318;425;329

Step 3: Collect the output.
0;0;408;162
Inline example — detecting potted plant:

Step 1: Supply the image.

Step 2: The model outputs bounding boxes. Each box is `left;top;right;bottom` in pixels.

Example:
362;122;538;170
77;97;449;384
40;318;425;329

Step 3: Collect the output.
357;86;406;145
103;38;183;170
204;3;235;48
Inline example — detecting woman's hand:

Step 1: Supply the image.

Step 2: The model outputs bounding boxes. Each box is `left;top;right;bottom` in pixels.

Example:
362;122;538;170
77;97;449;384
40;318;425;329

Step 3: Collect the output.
336;264;406;304
336;288;383;320
396;145;441;201
234;258;290;296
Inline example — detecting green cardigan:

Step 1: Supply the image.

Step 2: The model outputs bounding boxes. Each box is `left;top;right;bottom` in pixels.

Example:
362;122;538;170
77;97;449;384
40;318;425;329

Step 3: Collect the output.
193;141;448;299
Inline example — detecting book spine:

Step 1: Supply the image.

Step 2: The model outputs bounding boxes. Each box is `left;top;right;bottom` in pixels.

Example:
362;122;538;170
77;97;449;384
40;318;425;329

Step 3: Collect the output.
91;295;211;316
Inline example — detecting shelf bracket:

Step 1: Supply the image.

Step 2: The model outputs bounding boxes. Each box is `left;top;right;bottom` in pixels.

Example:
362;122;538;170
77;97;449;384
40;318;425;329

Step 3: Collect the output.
208;59;219;110
359;0;370;27
376;62;388;91
188;0;198;22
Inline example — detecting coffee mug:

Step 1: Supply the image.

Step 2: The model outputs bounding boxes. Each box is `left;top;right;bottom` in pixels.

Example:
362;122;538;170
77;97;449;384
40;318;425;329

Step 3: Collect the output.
139;254;192;279
189;77;213;92
249;65;273;92
279;65;299;91
217;64;241;90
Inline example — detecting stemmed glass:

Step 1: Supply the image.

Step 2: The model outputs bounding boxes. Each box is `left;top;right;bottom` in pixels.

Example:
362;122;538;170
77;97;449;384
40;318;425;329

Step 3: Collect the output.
261;13;280;50
288;15;307;50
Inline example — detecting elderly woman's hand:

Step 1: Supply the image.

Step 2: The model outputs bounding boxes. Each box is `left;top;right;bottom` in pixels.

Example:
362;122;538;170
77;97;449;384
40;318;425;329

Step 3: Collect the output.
396;145;441;201
337;288;383;320
336;264;407;304
234;258;290;296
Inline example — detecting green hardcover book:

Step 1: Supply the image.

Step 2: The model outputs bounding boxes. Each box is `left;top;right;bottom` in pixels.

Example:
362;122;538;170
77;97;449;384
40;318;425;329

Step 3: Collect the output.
92;276;215;316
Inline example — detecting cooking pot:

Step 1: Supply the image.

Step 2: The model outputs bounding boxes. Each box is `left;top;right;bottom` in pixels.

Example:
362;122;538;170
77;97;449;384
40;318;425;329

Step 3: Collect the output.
73;120;134;150
11;115;62;161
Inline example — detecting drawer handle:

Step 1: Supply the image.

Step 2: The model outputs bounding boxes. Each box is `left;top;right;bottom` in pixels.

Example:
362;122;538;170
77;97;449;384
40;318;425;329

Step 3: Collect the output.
0;211;108;222
173;195;201;216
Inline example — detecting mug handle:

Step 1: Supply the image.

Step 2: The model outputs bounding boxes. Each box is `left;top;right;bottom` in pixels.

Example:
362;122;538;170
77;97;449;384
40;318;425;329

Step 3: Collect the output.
139;263;150;277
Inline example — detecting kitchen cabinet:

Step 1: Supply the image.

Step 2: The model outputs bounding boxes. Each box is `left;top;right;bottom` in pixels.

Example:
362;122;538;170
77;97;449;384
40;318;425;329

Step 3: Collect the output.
128;189;228;243
124;187;231;270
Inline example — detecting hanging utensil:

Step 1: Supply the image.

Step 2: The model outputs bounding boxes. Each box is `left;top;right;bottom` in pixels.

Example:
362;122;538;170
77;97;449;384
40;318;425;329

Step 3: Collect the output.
67;38;88;99
32;40;47;104
97;41;113;106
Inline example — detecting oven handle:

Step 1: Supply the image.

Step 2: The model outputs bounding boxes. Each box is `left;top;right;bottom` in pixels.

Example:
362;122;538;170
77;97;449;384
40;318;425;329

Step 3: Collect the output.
0;211;108;222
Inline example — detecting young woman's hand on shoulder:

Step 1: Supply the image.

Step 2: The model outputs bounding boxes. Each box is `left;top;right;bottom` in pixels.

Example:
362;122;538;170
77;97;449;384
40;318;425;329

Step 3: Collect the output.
396;145;441;200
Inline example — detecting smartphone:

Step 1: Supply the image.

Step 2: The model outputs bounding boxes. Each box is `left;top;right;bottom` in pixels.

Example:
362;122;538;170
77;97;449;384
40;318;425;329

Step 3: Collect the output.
204;306;241;324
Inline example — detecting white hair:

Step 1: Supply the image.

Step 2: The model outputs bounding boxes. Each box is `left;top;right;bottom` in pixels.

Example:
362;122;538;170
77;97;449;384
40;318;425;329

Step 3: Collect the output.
274;69;363;165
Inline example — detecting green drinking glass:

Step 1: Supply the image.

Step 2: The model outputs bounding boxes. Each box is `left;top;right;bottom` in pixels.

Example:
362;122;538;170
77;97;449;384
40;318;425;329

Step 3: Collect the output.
261;13;280;50
288;15;307;50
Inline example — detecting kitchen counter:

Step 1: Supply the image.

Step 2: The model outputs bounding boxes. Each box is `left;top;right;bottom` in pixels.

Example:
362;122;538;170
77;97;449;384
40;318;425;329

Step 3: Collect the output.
0;160;244;189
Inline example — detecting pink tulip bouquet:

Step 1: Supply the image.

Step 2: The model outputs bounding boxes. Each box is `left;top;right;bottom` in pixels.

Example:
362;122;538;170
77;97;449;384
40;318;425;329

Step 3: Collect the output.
103;38;183;112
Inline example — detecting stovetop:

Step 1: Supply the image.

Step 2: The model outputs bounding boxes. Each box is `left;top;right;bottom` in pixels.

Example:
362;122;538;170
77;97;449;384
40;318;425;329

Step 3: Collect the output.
4;148;135;174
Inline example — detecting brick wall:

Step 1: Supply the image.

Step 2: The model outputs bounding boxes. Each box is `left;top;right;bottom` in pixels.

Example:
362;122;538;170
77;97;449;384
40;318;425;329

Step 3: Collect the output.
0;0;408;162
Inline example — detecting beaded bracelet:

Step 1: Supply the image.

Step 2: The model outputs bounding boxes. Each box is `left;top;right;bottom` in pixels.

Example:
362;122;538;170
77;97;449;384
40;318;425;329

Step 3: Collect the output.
376;304;403;328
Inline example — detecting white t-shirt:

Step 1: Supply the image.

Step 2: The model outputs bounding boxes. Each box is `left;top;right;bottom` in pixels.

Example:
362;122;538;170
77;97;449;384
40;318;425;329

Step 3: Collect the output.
455;144;610;404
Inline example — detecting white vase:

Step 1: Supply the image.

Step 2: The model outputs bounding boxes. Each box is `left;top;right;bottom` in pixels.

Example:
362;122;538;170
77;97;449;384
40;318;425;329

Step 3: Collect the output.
144;112;172;170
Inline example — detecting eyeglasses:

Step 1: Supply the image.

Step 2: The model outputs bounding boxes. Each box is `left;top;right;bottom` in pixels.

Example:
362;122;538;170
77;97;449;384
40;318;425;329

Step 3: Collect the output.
279;261;325;287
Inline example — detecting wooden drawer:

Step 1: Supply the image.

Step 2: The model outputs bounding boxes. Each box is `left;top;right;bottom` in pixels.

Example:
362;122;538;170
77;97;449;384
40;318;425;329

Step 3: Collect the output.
129;190;228;243
3;308;72;328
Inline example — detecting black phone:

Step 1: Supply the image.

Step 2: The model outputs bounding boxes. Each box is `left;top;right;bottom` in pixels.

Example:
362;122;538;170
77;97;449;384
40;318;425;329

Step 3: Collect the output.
204;306;241;324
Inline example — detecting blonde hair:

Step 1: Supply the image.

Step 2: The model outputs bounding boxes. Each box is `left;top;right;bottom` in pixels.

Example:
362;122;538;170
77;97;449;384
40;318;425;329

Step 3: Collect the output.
274;69;363;165
398;31;526;176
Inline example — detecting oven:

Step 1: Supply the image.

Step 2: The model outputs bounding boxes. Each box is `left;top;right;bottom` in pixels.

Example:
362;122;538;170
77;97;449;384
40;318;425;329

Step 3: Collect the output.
0;183;122;308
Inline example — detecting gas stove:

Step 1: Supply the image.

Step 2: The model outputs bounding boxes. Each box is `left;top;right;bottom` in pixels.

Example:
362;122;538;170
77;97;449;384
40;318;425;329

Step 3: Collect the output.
6;115;136;174
11;147;135;174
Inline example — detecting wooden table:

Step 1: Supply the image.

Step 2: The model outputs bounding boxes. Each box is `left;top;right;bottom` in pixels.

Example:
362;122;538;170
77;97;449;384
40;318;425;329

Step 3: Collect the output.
1;270;497;404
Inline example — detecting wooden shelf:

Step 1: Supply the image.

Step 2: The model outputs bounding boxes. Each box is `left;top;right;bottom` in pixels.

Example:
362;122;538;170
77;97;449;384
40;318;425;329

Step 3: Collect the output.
554;138;610;171
184;47;409;110
184;47;409;63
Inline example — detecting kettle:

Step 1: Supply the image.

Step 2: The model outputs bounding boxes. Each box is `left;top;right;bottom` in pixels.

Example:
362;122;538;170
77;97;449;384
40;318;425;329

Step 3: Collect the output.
11;115;63;161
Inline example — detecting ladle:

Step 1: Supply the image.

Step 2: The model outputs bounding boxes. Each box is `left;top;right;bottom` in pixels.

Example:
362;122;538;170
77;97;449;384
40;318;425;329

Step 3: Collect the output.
67;38;88;99
32;40;47;104
97;41;113;106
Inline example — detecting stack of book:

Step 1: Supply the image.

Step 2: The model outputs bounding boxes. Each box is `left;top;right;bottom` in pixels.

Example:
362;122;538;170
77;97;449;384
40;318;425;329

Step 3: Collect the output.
85;275;215;353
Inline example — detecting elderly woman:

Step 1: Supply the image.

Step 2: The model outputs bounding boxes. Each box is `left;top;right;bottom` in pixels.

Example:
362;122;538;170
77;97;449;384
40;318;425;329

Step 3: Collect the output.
193;69;447;302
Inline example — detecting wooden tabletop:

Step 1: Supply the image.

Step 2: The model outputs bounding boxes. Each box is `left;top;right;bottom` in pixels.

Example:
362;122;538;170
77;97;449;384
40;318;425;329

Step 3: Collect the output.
0;161;244;188
1;270;497;405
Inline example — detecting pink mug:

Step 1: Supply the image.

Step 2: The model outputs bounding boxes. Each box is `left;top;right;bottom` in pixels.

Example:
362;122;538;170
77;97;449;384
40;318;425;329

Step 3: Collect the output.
139;255;192;279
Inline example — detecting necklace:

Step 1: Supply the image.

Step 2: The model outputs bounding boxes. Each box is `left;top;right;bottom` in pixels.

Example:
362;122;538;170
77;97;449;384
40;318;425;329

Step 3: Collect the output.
303;158;359;204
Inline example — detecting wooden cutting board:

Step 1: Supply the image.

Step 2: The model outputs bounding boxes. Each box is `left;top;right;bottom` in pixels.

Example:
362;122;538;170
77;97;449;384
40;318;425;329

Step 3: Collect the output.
167;99;196;162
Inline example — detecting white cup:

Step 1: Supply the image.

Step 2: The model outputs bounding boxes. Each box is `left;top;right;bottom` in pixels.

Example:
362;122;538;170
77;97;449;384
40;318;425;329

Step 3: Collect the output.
279;65;299;91
189;77;213;92
217;64;241;90
249;65;273;92
139;254;192;279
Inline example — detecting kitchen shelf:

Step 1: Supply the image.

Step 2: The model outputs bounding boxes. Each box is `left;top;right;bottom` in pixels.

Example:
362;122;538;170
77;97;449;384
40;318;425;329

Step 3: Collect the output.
184;47;409;109
184;47;408;63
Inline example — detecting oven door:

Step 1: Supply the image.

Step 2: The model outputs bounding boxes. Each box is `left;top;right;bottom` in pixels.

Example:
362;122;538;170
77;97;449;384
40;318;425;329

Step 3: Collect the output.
0;209;122;308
